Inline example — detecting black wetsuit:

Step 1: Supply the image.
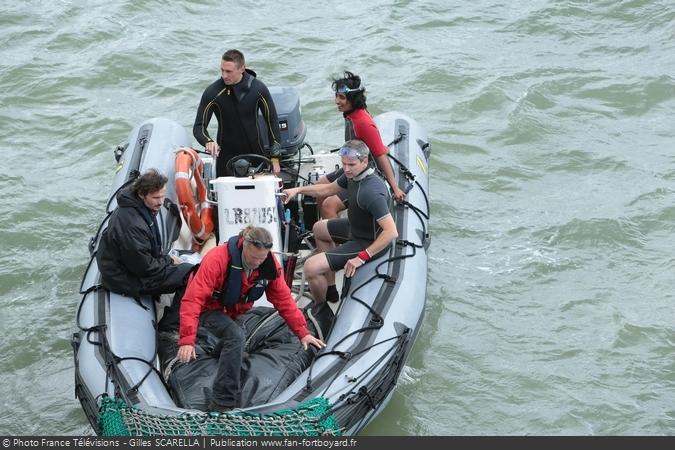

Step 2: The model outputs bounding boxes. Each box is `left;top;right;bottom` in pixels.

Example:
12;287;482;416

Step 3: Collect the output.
193;69;281;177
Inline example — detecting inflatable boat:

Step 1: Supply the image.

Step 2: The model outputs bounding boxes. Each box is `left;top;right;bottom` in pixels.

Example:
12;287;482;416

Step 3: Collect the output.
72;88;431;436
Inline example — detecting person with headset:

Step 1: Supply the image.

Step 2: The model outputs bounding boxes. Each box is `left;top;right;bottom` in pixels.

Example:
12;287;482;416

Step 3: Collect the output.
315;71;406;218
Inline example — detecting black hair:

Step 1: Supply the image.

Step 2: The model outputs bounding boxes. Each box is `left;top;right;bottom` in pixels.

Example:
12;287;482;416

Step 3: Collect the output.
332;71;367;110
132;169;168;197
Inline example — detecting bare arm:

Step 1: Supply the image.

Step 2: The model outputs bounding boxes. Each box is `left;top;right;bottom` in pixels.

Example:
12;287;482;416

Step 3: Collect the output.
343;214;398;278
373;154;406;202
367;214;398;256
283;182;342;204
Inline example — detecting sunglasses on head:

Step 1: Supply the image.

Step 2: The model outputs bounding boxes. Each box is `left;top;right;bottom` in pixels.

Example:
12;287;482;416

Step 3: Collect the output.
338;146;368;159
335;85;364;95
245;238;273;249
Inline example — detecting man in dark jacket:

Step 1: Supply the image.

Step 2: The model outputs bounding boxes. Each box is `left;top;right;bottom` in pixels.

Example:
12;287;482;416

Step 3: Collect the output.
96;169;193;297
193;49;282;177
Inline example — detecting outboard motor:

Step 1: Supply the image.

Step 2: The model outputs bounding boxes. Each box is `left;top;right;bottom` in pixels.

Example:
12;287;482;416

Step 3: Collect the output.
269;87;306;158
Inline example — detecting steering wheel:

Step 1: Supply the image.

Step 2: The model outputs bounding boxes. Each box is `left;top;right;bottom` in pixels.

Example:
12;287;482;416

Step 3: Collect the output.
225;154;272;176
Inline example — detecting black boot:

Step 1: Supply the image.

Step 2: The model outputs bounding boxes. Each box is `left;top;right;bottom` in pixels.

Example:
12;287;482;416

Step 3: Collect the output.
325;285;339;303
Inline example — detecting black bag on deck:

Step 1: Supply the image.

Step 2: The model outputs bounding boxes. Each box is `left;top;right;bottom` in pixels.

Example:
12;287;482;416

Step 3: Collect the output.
158;304;334;410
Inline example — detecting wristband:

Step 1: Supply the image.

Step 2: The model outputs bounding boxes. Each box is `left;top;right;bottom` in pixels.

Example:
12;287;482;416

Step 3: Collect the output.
357;250;371;262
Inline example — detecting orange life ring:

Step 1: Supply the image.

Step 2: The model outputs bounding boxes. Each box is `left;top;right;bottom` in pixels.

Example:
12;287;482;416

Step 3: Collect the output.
175;147;215;250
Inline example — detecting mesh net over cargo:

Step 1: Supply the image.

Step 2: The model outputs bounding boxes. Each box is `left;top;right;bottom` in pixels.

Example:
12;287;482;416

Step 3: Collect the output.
98;397;341;436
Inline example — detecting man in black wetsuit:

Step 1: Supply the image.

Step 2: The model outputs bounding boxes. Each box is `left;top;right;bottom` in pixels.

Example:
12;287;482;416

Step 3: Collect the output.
193;49;282;177
282;140;399;304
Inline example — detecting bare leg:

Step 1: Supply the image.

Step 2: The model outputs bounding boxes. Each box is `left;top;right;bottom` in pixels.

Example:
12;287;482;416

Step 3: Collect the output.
312;220;336;286
319;195;346;219
304;253;332;303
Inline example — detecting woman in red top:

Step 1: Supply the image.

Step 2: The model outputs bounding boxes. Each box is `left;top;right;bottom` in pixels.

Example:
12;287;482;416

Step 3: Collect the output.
316;71;406;218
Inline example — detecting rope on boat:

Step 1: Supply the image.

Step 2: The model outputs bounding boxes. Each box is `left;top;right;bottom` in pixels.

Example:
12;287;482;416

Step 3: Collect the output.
98;396;341;436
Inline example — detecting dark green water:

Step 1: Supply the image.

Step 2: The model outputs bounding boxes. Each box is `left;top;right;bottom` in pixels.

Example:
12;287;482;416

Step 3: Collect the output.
1;0;674;435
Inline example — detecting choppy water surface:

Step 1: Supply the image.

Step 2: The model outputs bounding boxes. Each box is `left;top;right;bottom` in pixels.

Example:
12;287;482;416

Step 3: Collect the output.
1;0;674;436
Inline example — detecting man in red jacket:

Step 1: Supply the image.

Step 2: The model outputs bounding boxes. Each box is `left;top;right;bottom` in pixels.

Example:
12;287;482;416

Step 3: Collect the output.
176;225;325;412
